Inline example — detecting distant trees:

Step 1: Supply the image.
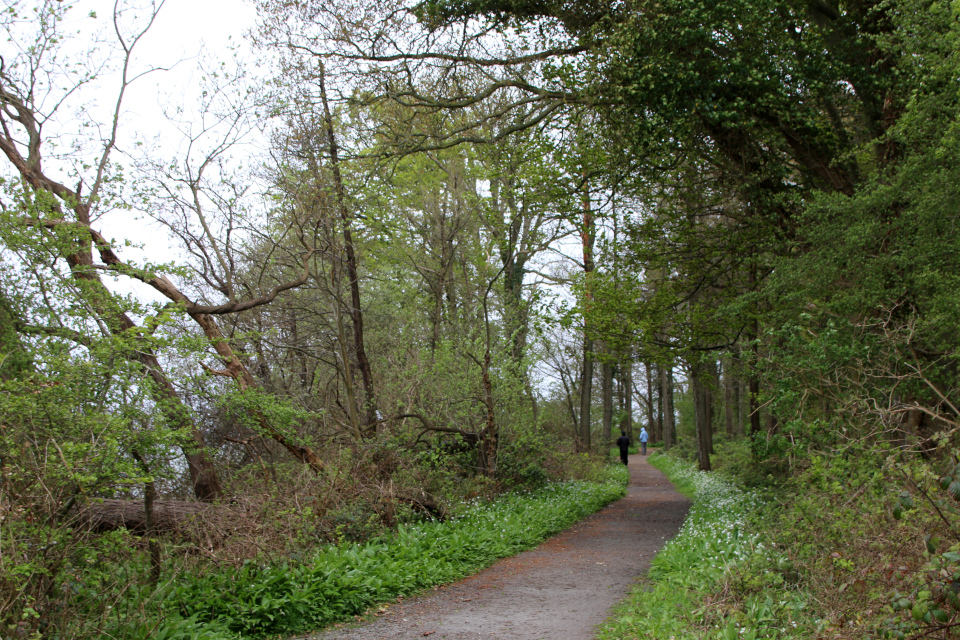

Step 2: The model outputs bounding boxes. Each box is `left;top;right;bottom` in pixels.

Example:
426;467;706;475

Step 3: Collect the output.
371;0;960;456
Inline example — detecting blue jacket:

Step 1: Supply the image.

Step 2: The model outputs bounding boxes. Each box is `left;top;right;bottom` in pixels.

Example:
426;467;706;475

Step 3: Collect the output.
639;429;649;443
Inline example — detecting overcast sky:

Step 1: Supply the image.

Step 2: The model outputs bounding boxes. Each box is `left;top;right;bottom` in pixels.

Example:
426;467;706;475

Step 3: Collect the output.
44;1;264;298
72;0;260;65
69;0;262;141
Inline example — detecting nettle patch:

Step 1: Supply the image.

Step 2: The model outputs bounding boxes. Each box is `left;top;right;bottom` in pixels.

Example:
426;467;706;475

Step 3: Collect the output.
598;454;815;640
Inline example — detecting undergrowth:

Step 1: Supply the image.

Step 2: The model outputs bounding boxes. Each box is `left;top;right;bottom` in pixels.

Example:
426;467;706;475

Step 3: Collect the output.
600;440;960;640
97;466;628;639
597;453;816;640
778;441;960;640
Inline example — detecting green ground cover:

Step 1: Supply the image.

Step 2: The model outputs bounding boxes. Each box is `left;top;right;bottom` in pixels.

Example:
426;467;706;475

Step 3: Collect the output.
100;467;628;640
597;454;816;640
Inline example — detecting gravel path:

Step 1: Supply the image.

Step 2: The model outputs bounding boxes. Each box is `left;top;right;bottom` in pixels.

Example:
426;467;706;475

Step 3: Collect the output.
305;454;690;640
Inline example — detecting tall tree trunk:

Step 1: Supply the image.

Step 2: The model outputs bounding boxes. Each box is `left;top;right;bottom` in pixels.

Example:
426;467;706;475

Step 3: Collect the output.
691;362;712;471
478;272;502;477
644;363;654;439
132;451;161;585
578;178;595;453
579;340;594;452
559;367;579;443
737;379;746;436
667;367;677;447
749;377;761;435
747;266;762;436
601;357;613;453
144;475;160;585
332;290;362;440
621;362;633;440
481;348;498;477
653;364;663;442
661;365;675;450
318;64;378;437
706;358;718;455
724;355;735;437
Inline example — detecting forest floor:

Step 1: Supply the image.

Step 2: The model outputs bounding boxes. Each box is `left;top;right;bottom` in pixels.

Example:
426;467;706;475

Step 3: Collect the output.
305;454;690;640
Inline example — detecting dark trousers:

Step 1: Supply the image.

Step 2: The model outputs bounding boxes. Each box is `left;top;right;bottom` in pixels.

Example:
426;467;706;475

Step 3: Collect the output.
619;449;628;465
641;442;647;455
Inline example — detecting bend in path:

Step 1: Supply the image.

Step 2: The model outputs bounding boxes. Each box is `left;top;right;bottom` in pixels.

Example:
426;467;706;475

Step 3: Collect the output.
308;454;690;640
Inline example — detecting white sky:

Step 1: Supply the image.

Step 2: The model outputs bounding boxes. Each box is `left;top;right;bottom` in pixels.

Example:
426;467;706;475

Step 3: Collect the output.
72;0;259;65
48;1;265;295
67;0;263;160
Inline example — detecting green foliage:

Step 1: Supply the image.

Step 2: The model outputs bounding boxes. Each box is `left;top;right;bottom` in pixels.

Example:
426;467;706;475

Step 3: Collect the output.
216;387;320;449
753;0;960;445
710;435;960;639
871;453;960;639
597;453;816;640
0;344;193;636
495;434;550;489
710;438;768;488
103;616;237;640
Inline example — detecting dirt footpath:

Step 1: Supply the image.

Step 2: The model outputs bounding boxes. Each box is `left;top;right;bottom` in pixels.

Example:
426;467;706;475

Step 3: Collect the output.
308;454;690;640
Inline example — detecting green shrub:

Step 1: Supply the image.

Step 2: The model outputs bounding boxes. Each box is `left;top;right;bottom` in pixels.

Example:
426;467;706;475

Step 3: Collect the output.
710;438;770;487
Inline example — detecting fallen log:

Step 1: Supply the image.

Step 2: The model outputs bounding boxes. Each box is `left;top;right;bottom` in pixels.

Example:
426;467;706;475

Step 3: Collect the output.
75;499;231;534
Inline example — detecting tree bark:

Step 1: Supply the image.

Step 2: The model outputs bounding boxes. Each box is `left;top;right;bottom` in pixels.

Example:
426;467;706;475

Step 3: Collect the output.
749;377;762;435
691;361;712;471
318;64;379;437
579;339;594;451
661;365;675;450
766;412;779;435
653;364;663;442
621;362;633;441
747;266;762;435
131;451;161;585
724;355;735;437
737;379;746;436
77;499;229;533
601;357;613;452
706;358;718;455
478;270;502;477
578;177;595;453
643;363;656;441
558;366;580;442
480;348;498;477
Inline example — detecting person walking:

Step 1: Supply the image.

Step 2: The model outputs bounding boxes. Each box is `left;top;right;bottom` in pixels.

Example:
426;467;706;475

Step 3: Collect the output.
616;430;631;466
639;427;649;455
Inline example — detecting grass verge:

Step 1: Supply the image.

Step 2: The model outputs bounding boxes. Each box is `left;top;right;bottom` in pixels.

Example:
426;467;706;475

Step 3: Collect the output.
102;466;628;640
596;453;816;640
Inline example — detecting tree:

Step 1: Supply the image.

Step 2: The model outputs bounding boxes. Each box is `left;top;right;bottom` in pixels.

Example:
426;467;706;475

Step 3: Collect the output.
0;1;335;501
0;1;223;500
